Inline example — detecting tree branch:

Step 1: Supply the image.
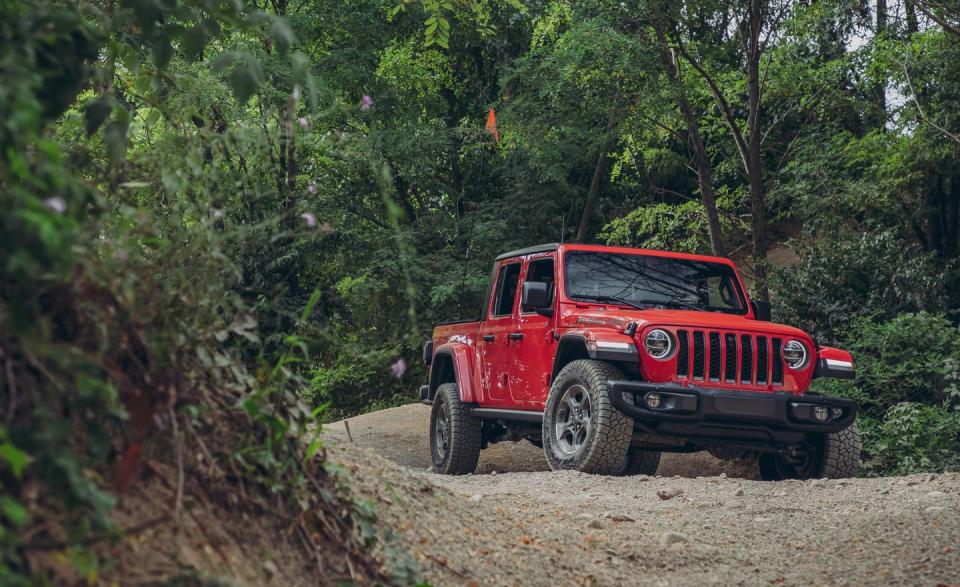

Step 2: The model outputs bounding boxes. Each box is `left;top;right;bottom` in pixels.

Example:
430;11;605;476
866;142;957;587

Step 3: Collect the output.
914;0;960;35
901;60;960;146
672;35;752;175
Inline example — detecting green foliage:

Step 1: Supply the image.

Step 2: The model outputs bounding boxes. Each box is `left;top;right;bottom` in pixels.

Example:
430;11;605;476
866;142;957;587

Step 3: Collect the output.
1;6;959;582
818;313;960;475
859;403;960;476
824;313;960;414
771;232;947;343
599;200;729;254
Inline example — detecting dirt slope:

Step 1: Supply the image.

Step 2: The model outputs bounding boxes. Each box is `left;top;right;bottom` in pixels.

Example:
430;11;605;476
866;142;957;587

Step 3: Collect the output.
325;404;960;586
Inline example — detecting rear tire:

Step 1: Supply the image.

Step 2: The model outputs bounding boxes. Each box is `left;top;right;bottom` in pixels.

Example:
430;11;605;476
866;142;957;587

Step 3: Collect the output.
759;423;861;480
430;383;481;475
621;449;661;476
542;360;633;475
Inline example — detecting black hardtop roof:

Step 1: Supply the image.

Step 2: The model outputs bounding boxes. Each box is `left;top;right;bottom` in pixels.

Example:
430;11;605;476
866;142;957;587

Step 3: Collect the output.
493;243;560;261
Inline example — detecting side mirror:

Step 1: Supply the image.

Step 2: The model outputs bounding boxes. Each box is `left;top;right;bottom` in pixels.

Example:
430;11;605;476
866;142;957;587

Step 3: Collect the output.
522;281;550;311
751;300;772;321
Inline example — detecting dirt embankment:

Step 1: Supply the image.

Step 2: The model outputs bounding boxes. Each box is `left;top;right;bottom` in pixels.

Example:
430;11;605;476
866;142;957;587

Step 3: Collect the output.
325;403;960;586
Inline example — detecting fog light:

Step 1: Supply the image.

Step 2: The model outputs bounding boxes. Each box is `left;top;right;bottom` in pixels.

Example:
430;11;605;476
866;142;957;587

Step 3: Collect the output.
813;405;830;422
832;407;844;420
645;393;662;409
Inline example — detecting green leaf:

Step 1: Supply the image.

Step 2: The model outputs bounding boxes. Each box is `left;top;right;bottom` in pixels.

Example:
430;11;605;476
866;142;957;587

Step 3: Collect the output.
104;120;129;162
229;60;264;104
304;438;323;462
301;288;322;321
212;51;240;72
182;25;207;60
0;497;28;527
270;17;296;57
0;443;29;478
151;32;173;67
84;98;112;136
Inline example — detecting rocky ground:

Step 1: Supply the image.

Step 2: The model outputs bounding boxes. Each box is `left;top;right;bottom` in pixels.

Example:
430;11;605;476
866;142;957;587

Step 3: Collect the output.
325;403;960;586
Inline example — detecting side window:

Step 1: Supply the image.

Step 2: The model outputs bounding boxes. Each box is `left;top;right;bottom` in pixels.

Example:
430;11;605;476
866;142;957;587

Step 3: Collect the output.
522;258;555;313
491;262;522;317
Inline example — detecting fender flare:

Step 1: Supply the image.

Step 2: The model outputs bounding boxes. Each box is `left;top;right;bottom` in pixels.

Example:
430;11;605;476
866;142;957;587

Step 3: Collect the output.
428;343;478;403
551;331;639;381
813;346;855;380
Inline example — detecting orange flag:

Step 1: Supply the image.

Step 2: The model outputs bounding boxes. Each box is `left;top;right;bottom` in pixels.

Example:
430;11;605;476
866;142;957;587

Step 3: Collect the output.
485;108;500;143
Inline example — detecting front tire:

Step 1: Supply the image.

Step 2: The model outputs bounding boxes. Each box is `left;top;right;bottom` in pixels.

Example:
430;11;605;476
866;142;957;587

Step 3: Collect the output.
430;383;481;475
759;423;861;480
542;360;633;475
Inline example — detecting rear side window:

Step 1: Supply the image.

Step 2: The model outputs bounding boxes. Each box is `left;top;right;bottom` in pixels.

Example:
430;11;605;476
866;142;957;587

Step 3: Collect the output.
491;262;521;317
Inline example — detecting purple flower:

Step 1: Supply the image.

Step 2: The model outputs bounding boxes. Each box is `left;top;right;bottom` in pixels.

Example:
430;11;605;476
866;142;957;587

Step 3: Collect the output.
307;182;317;195
298;117;309;129
43;197;66;214
301;212;317;227
390;358;407;379
360;95;374;111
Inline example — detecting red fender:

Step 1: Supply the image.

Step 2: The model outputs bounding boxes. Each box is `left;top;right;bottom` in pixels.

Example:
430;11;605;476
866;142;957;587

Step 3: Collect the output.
431;342;478;403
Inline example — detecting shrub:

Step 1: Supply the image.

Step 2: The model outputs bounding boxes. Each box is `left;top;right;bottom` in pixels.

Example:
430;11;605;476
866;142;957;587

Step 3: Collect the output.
832;313;960;416
860;403;960;476
818;312;960;475
771;231;946;344
599;201;721;254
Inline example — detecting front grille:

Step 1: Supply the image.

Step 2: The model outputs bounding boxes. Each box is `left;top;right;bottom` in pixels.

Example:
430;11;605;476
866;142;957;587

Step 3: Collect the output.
708;332;722;381
675;329;785;387
692;331;705;380
724;334;737;382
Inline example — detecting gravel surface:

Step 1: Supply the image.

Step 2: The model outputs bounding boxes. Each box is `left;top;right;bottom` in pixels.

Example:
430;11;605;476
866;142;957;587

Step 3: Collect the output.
325;404;960;586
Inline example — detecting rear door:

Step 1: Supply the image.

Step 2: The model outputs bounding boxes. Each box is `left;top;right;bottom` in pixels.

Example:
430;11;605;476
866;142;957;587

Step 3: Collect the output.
477;260;522;406
510;254;557;407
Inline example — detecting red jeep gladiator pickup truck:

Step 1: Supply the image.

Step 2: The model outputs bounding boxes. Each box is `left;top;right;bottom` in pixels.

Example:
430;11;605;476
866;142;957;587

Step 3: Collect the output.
420;243;859;480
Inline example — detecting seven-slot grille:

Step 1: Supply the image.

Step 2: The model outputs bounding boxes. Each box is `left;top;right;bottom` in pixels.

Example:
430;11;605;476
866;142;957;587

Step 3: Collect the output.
675;329;785;387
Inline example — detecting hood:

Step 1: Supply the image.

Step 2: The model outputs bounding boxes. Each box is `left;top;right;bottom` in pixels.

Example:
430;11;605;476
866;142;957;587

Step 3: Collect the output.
558;305;811;340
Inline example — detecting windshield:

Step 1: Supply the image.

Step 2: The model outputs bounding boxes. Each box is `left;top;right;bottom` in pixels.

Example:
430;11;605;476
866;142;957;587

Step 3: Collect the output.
563;251;747;314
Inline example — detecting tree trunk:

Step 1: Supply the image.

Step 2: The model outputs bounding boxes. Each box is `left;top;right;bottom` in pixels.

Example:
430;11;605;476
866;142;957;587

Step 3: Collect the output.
653;21;725;257
575;144;612;243
442;89;465;220
875;0;888;124
746;0;769;300
905;0;919;34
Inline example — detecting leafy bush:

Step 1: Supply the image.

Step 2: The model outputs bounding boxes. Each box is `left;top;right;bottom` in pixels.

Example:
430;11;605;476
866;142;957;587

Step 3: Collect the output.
859;403;960;476
771;231;946;343
827;313;960;415
599;201;727;254
819;313;960;475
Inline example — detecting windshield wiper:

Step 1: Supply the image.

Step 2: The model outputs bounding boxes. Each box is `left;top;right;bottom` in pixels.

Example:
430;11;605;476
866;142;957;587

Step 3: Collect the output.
572;295;648;311
636;299;702;311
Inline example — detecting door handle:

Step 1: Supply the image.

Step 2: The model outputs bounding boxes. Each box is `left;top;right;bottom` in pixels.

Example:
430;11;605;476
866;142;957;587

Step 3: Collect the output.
508;333;524;341
482;334;496;342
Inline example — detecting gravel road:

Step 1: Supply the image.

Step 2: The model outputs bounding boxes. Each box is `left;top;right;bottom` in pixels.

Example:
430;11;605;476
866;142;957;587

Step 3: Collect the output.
325;404;960;586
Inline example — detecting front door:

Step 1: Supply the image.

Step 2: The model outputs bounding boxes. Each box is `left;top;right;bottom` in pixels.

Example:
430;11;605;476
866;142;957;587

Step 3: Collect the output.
477;260;521;405
510;254;557;408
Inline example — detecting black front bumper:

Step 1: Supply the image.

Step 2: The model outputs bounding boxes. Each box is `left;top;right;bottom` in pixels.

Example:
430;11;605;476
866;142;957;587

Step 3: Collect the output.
609;380;857;436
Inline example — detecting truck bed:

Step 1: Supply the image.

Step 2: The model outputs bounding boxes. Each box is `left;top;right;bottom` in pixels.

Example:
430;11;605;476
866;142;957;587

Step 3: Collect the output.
433;319;482;346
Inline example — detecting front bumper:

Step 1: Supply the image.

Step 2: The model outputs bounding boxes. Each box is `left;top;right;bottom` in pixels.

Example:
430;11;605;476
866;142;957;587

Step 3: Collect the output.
608;380;857;435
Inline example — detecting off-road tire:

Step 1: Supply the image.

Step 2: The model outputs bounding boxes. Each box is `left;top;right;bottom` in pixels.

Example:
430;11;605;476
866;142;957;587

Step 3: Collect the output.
542;360;633;475
759;423;861;480
621;449;662;476
430;383;481;475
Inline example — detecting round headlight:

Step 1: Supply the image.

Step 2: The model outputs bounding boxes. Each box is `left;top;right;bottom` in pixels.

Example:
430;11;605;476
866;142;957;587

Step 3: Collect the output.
644;329;675;360
783;340;809;370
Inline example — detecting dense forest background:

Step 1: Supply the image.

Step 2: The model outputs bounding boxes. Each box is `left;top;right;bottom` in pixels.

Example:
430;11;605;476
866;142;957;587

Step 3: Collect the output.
2;0;960;582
